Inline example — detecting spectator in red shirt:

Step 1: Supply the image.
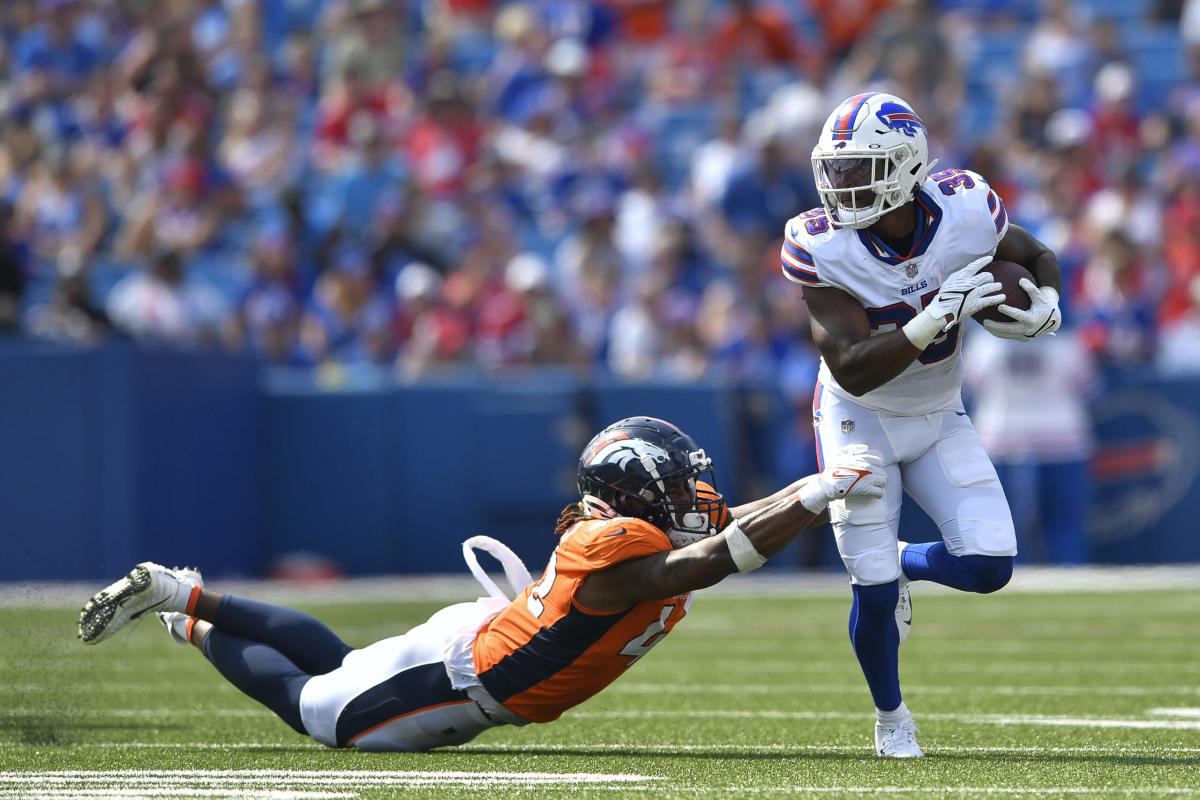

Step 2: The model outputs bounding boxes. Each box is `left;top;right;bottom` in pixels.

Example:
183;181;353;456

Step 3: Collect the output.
1089;63;1141;173
1160;175;1200;326
312;60;404;174
403;71;482;201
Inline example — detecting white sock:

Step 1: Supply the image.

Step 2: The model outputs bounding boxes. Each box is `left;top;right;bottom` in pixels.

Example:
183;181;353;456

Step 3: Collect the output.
168;578;198;614
877;702;911;725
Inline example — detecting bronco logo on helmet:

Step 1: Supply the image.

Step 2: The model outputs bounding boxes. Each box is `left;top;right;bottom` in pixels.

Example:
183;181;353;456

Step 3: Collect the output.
875;102;925;137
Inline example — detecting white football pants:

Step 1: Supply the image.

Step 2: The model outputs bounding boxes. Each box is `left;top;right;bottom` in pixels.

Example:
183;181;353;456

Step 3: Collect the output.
813;386;1017;586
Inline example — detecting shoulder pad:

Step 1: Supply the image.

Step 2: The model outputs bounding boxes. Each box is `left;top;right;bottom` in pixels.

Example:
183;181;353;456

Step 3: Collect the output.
557;517;668;574
781;209;833;287
925;168;1009;245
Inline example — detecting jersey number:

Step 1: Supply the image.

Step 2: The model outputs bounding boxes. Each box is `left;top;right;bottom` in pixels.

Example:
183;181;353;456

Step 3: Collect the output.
930;168;976;196
798;208;830;235
865;293;959;364
618;604;675;666
526;553;558;617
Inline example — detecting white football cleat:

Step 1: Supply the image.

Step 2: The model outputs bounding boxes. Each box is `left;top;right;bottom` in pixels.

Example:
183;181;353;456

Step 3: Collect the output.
171;566;204;589
156;566;203;646
156;611;192;646
78;562;196;645
896;541;912;645
875;717;924;758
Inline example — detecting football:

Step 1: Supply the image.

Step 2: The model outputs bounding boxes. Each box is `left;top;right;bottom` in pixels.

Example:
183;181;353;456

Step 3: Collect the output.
971;259;1033;325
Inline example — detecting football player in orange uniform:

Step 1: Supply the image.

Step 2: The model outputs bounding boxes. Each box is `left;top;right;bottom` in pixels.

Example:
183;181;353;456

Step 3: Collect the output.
78;416;885;751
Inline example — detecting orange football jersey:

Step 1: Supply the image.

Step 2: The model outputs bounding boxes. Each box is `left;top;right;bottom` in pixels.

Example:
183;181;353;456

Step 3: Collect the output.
472;516;691;723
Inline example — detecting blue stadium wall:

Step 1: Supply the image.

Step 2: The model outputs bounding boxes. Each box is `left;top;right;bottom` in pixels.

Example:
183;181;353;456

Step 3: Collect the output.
1;341;1198;581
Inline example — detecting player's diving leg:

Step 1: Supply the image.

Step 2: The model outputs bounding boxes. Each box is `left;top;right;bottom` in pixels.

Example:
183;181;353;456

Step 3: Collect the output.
899;411;1017;593
186;591;356;735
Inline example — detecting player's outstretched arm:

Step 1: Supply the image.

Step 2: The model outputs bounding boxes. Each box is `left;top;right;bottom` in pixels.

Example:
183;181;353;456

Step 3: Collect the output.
576;447;886;611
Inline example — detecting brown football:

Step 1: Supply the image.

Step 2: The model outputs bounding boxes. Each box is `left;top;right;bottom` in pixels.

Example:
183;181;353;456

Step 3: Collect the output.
972;259;1034;325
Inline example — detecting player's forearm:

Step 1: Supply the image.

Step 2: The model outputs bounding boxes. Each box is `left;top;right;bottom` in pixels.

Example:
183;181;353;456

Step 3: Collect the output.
826;329;923;396
733;490;826;560
729;476;829;529
662;492;825;591
998;223;1061;294
584;496;824;607
1026;248;1062;295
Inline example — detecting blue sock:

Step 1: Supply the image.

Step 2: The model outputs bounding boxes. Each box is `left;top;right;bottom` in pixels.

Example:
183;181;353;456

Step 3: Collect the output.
213;596;354;676
849;581;902;711
900;542;1013;593
201;629;310;735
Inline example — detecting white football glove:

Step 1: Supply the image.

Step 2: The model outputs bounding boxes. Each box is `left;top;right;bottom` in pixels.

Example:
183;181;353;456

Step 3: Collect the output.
902;256;1004;349
981;278;1062;341
796;444;887;513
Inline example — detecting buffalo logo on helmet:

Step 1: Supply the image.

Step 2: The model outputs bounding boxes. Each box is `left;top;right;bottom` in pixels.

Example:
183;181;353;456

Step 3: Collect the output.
875;102;925;137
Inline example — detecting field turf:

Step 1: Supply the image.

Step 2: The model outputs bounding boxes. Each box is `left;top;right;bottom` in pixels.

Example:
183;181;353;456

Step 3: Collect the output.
2;575;1198;798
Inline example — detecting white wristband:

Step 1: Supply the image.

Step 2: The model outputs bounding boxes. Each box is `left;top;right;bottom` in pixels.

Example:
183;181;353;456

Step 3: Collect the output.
722;521;767;573
795;478;831;514
902;308;945;350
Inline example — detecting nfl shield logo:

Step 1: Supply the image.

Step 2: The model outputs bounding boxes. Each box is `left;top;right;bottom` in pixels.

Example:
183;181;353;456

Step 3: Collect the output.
906;264;919;279
841;419;855;433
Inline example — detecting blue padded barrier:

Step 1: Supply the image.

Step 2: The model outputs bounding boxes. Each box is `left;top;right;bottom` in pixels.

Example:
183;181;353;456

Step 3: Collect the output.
3;344;1200;581
0;343;259;581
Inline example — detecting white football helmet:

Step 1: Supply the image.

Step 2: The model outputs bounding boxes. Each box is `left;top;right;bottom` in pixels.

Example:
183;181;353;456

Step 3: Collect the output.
811;92;935;229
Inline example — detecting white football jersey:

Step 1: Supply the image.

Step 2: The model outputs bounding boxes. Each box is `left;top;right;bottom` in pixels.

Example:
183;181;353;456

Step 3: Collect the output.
782;168;1010;416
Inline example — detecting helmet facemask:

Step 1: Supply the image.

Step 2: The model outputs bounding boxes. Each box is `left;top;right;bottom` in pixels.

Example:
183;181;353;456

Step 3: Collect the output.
660;474;727;549
811;142;925;230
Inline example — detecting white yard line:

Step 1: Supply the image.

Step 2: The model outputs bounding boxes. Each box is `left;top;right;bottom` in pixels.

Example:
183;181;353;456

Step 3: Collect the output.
0;742;319;749
670;790;1200;796
1;708;275;717
5;742;1200;756
565;710;1200;730
7;707;1200;730
1147;708;1200;718
453;742;1200;755
606;683;1200;697
0;770;662;798
0;773;1192;799
0;793;352;800
0;770;660;784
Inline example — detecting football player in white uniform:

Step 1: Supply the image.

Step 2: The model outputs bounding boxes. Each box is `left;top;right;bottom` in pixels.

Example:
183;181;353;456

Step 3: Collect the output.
781;92;1063;758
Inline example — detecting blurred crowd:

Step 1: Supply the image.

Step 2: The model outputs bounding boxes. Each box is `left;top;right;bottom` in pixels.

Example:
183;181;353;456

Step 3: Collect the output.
1;0;1199;390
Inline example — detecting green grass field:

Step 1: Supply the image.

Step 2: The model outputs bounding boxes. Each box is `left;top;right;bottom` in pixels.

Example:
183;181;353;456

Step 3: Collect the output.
2;577;1199;799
